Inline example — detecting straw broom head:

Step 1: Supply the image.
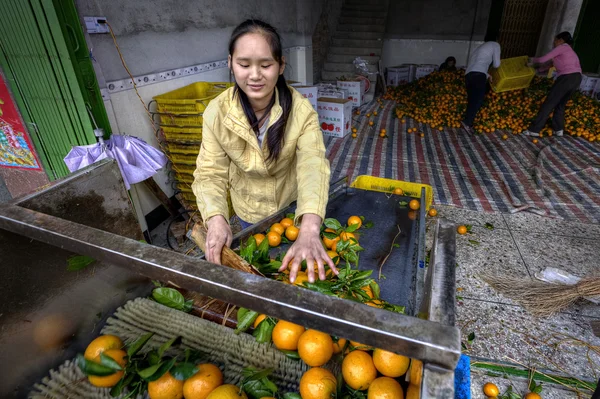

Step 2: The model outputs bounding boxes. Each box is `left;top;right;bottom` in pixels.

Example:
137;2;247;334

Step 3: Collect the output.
480;274;600;317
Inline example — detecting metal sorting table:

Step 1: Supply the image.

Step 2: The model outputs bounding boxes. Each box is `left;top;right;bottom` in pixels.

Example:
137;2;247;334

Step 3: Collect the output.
0;160;459;398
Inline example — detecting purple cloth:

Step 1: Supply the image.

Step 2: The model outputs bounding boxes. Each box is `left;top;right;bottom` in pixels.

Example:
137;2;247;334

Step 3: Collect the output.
64;135;167;189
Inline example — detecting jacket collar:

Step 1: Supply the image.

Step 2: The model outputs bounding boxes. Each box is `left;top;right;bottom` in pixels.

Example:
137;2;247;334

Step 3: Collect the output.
223;87;283;153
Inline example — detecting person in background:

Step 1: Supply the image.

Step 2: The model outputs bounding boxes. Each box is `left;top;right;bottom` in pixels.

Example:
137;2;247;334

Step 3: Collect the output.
461;34;501;134
192;19;336;283
439;56;457;72
523;32;582;137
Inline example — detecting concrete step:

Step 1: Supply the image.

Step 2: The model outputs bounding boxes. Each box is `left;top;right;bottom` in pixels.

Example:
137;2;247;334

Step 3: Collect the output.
324;62;379;73
337;24;385;33
339;16;386;25
345;0;388;6
343;4;387;12
333;31;383;40
329;46;382;56
341;10;387;19
332;38;382;48
321;70;378;82
327;53;380;63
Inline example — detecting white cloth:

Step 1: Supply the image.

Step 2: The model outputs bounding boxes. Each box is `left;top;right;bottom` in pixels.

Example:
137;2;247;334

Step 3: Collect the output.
466;41;501;77
257;115;270;148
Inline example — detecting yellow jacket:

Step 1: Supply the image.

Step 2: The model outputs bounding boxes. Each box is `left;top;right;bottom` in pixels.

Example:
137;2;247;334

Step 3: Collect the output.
192;86;330;225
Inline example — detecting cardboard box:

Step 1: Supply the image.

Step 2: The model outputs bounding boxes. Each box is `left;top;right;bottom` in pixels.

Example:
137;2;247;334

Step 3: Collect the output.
594;79;600;101
293;85;318;110
386;65;415;86
580;73;600;96
317;97;352;138
415;64;437;80
337;80;366;107
317;83;349;100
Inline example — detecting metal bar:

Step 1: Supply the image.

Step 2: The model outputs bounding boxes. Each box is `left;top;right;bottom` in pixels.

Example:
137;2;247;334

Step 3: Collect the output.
0;203;461;370
413;187;428;316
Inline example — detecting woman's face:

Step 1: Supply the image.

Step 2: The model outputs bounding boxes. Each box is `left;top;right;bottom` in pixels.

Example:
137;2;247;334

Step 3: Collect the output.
448;60;455;67
553;38;564;47
229;33;285;108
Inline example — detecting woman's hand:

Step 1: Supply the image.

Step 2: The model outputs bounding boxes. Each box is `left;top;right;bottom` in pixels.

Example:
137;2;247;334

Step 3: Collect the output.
205;215;232;265
279;214;338;283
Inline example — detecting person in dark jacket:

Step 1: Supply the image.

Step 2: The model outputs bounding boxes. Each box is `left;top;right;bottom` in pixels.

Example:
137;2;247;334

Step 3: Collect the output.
439;56;457;72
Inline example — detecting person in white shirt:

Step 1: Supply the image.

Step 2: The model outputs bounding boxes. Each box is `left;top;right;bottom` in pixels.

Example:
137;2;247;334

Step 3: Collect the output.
461;34;501;133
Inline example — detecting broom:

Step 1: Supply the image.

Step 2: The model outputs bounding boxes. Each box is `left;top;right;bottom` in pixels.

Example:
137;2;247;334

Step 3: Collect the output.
480;274;600;317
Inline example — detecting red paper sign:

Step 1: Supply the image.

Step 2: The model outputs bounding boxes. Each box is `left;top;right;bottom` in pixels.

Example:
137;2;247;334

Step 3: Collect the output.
0;74;41;170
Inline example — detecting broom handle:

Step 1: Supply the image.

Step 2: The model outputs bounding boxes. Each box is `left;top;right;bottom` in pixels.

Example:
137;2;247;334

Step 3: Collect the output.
190;223;263;276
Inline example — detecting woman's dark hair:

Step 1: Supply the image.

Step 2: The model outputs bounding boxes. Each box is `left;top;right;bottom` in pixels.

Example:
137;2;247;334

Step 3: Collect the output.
556;31;574;46
484;32;498;42
228;19;292;163
446;56;456;64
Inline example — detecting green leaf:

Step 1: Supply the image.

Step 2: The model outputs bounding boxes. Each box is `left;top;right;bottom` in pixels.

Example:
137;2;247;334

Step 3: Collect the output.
256;238;270;260
182;299;194;313
324;218;343;231
399;201;408;207
467;332;476;342
144;357;178;382
336;239;350;253
127;332;154;358
283;393;302;399
147;350;160;365
323;231;339;239
484;222;495;230
110;373;135;397
152;287;186;310
171;362;198;380
67;255;95;271
237;307;249;321
280;236;291;244
466;224;473;232
235;310;259;334
369;282;380;299
286;213;296;220
138;363;162;379
253;317;276;343
258;260;282;274
363;221;374;229
100;352;124;371
392;243;400;248
345;223;359;233
278;350;300;360
468;240;480;246
158;336;181;359
76;354;120;376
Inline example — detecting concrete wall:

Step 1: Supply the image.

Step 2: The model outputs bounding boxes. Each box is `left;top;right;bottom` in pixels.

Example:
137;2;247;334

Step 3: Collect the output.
536;0;583;56
312;0;344;83
75;0;323;217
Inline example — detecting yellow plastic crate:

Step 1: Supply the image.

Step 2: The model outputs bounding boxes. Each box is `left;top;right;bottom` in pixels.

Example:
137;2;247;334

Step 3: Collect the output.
166;142;201;155
153;82;232;114
350;175;434;210
158;113;204;127
171;164;195;175
175;172;194;184
161;126;202;142
170;153;198;166
490;56;535;93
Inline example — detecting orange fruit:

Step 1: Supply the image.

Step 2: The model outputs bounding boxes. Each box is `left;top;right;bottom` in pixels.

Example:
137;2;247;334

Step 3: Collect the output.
332;338;347;354
322;228;340;249
502;134;508;140
266;231;281;247
352;127;358;133
369;121;374;126
206;384;247;399
457;225;467;235
379;132;386;138
272;320;305;350
352;133;358;138
362;285;375;299
347;215;362;229
183;363;223;399
340;231;356;242
372;349;410;377
393;187;404;195
349;340;372;351
366;113;371;117
532;139;539;144
293;272;309;286
280;217;294;229
88;348;127;388
148;371;184;399
298;329;334;366
253;234;265;246
405;385;419;399
428;208;437;217
342;350;378;390
482;382;499;397
326;250;340;265
420;133;425;137
408;199;420;210
270;223;285;235
285;225;299;241
524;393;542;399
366;299;384;308
367;377;404;399
84;335;123;360
373;111;378;116
299;367;337;399
380;128;386;134
409;359;422;386
253;314;267;329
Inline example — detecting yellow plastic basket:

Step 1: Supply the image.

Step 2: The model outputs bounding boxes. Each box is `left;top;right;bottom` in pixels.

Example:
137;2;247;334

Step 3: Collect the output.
161;126;202;142
158;114;204;127
153;82;232;114
175;172;194;184
166;142;201;155
170;153;198;166
350;176;434;210
172;164;195;175
490;56;535;93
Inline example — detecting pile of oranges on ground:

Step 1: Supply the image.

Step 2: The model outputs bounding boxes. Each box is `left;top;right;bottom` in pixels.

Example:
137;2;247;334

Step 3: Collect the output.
384;70;600;142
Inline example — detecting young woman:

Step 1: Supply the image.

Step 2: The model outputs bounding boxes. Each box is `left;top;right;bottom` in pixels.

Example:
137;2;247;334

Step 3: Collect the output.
192;19;336;283
524;32;582;137
439;56;457;72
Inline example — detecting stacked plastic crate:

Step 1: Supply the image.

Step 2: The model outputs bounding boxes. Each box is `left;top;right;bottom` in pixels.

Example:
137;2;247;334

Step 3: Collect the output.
152;82;232;211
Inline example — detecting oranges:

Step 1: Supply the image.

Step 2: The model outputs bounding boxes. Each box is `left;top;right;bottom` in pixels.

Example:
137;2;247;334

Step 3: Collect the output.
272;320;305;350
332;338;347;354
532;138;539;144
393;187;404;195
409;359;422;386
183;364;223;399
148;371;184;399
298;329;334;367
369;121;374;126
428;208;437;217
285;225;299;241
349;340;373;351
326;250;340;265
342;350;378;390
352;133;358;138
408;199;420;210
322;228;340;249
299;367;337;399
482;382;499;397
457;225;468;235
266;231;281;247
524;393;542;399
88;349;127;388
352;127;358;133
367;377;404;399
253;314;267;328
372;349;410;378
280;217;293;229
206;384;247;399
84;335;123;360
270;223;285;235
340;231;356;242
347;215;362;229
253;233;265;246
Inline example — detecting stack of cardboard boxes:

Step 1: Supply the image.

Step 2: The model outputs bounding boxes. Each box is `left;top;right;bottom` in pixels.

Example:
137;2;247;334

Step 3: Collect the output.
580;73;600;99
386;64;439;86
